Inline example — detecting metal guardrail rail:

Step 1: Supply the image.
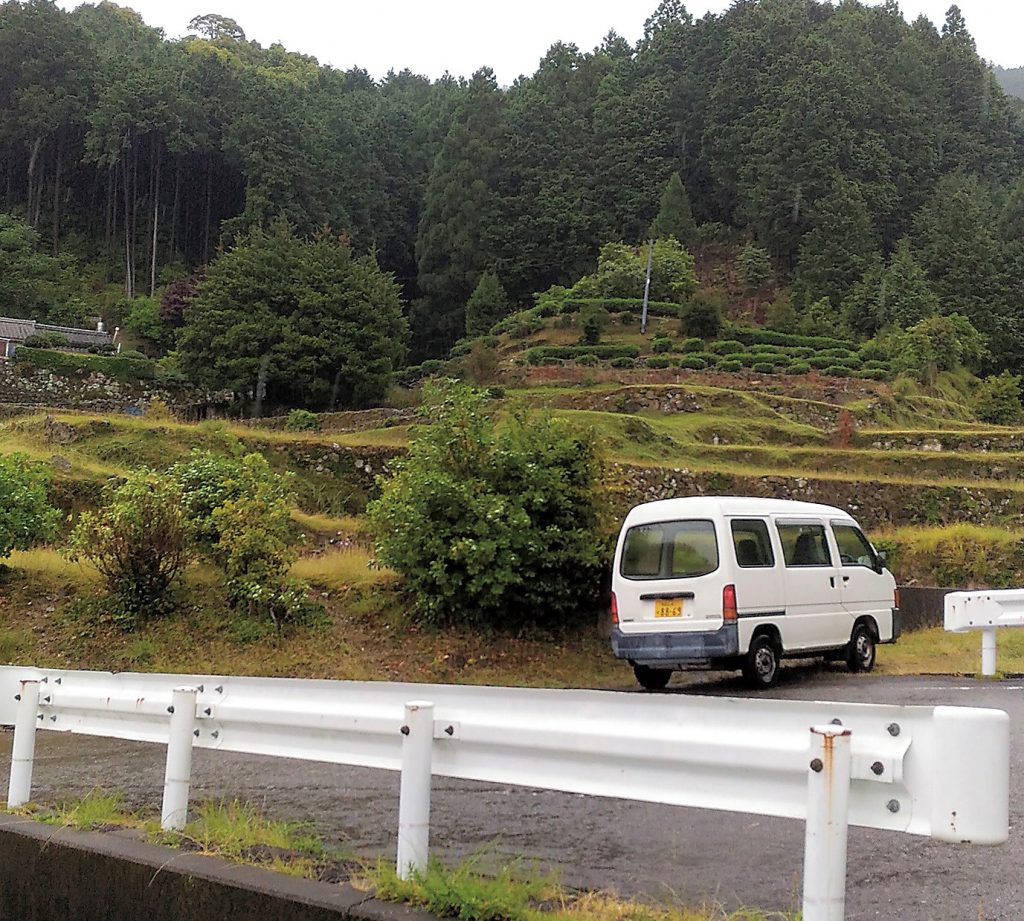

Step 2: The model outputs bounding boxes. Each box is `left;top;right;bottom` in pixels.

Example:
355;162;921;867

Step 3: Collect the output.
946;589;1024;675
0;666;1010;921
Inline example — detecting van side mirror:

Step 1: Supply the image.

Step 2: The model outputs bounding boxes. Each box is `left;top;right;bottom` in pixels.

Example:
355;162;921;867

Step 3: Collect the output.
875;550;887;572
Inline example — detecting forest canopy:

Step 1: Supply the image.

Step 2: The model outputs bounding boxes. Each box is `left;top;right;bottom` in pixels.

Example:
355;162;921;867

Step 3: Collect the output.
1;0;1022;372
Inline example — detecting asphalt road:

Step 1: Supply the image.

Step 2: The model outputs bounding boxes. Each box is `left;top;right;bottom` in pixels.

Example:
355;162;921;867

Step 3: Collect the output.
1;667;1021;920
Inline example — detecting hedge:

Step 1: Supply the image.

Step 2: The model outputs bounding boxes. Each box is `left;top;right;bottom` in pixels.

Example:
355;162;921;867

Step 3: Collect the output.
644;357;674;369
677;356;708;370
717;359;743;372
610;357;636;369
787;362;812;374
557;297;684;319
752;361;776;374
729;326;856;351
707;339;745;355
15;346;156;382
678;337;704;353
525;344;642;364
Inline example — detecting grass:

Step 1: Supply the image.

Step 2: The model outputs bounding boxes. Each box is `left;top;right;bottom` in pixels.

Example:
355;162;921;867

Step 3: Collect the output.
365;858;794;921
5;548;100;585
290;546;396;589
290;509;366;536
879;626;1024;677
21;792;792;919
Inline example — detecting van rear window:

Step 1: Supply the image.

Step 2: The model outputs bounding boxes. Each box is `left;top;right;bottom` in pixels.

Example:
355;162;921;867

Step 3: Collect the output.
621;520;719;579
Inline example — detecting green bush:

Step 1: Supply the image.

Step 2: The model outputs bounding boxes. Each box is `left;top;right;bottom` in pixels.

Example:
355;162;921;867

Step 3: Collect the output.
678;292;722;338
619;311;636;325
687;351;719;364
730;327;855;351
575;354;598;366
15;346;156;382
651;336;673;354
824;365;853;377
752;361;776;374
0;455;60;561
677;337;704;353
734;352;760;367
68;471;193;624
677;356;708;370
285;409;321;432
716;359;743;372
973;372;1023;425
609;357;636;369
367;381;603;628
644;357;672;369
816;348;856;361
858;368;889;381
707;340;745;355
525;345;640;363
22;332;69;349
788;361;812;374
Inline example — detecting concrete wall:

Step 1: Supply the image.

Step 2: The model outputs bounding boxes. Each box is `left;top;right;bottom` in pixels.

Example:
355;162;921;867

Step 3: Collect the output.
898;586;953;633
0;813;430;921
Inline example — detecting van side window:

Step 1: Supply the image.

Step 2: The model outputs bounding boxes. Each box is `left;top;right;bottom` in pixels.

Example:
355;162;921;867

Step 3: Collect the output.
832;523;877;568
621;520;718;579
776;524;832;567
731;519;775;568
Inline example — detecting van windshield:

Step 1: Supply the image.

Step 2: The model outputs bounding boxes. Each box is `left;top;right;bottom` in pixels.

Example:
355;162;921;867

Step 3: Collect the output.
621;519;719;579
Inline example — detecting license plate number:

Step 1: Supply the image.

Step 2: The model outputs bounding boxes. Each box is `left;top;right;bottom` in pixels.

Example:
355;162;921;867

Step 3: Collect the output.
654;599;683;618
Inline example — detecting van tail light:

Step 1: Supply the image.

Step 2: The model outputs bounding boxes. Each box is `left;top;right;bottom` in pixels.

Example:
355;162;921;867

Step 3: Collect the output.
723;584;738;622
610;592;619;625
894;587;900;609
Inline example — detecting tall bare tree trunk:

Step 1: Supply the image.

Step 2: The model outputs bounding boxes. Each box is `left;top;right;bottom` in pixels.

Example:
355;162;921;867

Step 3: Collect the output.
252;353;271;419
150;137;161;296
203;154;213;264
26;136;41;225
122;154;134;299
51;131;63;255
169;159;181;265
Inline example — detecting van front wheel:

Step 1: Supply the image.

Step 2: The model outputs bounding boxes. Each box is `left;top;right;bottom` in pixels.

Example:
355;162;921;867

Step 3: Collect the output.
743;635;780;689
634;665;672;691
846;624;877;672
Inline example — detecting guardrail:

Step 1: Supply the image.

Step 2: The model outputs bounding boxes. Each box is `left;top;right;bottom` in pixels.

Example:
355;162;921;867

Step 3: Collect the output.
0;666;1009;921
945;589;1024;676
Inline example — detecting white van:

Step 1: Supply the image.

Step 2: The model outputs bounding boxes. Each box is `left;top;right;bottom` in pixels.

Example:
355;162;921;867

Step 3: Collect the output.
610;497;900;689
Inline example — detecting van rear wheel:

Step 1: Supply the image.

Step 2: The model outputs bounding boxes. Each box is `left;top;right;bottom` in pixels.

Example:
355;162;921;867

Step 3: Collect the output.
743;635;781;689
633;665;672;691
846;623;877;672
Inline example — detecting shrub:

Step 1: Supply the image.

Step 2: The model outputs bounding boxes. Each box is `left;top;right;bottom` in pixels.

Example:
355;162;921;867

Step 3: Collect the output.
0;455;60;561
824;365;852;377
730;327;855;351
575;354;598;366
738;243;773;292
286;409;321;432
367;381;603;628
751;361;776;374
146;397;175;420
858;368;889;381
716;359;743;372
677;356;708;370
15;347;156;382
651;336;673;354
619;311;635;325
733;352;760;367
23;332;69;349
973;372;1023;425
463;342;500;385
678;292;722;338
644;357;672;369
609;357;636;369
788;361;812;374
707;340;745;355
525;345;640;363
687;351;719;364
68;471;193;624
677;337;703;353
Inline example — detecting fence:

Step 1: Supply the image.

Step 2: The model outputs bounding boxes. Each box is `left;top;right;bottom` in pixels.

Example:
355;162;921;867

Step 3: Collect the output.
945;588;1024;675
0;666;1010;921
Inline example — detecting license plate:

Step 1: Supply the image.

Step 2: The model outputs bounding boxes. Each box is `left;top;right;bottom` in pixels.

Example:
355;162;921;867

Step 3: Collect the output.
654;599;683;618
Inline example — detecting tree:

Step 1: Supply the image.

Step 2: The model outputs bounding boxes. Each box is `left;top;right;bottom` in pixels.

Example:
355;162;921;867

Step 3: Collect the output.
68;470;193;623
0;455;59;563
0;213;75;319
187;14;246;42
414;69;504;356
843;240;939;337
465;270;510;337
177;220;407;413
571;239;698;304
367;381;604;629
651;171;695;244
737;243;772;292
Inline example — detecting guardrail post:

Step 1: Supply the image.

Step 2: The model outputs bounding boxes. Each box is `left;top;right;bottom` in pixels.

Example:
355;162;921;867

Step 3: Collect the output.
7;679;41;807
981;627;997;677
802;725;852;921
161;686;198;830
396;700;434;879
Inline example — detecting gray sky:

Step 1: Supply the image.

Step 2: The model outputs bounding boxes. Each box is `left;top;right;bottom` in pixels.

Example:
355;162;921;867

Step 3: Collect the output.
57;1;1023;83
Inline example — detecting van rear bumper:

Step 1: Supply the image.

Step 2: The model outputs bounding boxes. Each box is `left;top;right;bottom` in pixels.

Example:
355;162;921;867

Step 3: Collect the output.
611;623;739;667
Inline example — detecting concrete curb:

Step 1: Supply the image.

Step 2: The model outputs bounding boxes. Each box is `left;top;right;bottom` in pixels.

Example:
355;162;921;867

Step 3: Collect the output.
0;812;436;921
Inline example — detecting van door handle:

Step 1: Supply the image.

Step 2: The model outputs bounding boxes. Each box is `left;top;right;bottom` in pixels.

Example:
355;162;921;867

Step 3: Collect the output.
830;576;836;588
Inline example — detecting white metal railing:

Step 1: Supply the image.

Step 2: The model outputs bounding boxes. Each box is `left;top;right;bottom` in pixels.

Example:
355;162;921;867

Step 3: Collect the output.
0;666;1010;921
945;589;1024;676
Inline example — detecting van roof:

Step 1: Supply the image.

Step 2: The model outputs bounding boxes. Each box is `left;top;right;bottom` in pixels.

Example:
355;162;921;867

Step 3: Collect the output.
623;496;857;523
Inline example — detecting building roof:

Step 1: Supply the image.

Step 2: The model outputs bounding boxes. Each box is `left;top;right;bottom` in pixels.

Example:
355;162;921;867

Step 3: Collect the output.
0;317;113;348
0;318;37;341
37;322;112;348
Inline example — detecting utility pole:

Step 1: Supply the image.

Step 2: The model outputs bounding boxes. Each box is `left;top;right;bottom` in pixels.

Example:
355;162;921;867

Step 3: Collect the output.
640;238;655;334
